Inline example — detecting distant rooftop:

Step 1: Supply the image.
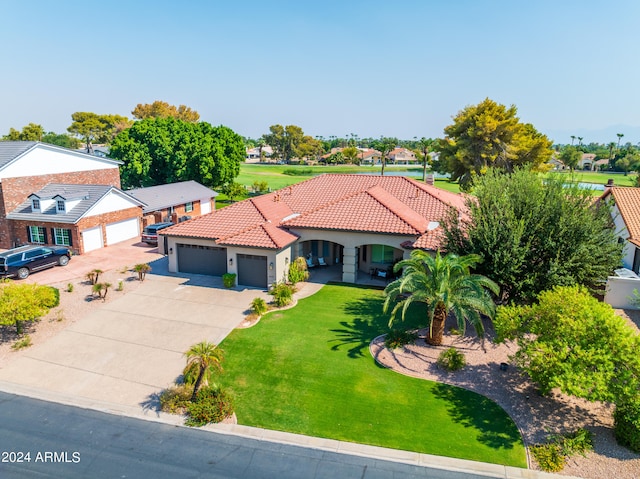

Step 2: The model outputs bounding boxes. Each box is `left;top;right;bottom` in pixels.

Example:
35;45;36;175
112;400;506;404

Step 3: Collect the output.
127;181;218;213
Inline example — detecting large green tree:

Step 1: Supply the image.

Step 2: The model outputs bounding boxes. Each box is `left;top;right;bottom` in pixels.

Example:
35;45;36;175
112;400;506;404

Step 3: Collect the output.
495;285;640;402
67;112;131;149
109;117;244;188
383;251;498;345
2;123;44;141
132;101;200;122
263;124;305;163
558;145;582;171
434;98;553;189
442;168;623;304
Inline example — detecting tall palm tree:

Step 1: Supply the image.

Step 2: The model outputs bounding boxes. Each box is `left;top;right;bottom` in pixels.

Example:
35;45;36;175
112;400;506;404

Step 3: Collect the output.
383;251;499;346
184;341;224;401
617;133;624;150
570;135;576;146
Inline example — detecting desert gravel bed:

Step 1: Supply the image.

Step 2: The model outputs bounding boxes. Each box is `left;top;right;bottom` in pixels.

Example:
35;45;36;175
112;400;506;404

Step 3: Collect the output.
370;311;640;478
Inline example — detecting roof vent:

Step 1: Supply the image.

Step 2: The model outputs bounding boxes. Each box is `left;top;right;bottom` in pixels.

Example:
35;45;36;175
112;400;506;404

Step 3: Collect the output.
427;221;440;231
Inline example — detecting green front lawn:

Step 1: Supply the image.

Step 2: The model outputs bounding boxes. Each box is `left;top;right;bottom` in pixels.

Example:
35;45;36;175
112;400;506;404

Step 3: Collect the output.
219;283;526;467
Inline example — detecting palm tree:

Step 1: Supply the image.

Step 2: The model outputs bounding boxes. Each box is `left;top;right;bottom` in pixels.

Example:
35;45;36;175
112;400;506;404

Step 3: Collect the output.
383;251;499;346
184;341;224;401
570;135;576;146
577;136;584;147
608;142;616;161
617;133;624;150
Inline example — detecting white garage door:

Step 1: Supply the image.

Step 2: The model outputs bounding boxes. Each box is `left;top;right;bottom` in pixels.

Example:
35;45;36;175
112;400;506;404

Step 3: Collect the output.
82;226;103;252
106;218;140;245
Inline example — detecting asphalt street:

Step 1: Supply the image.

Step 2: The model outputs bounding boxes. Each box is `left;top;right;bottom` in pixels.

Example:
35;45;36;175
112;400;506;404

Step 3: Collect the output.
0;392;495;479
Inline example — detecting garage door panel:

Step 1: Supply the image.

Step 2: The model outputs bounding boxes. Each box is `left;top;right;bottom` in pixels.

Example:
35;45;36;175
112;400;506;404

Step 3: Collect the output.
177;244;227;276
237;254;267;288
106;218;139;245
82;226;103;252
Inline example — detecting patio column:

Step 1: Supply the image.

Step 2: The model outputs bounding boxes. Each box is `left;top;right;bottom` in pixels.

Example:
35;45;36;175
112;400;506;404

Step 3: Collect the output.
342;246;357;283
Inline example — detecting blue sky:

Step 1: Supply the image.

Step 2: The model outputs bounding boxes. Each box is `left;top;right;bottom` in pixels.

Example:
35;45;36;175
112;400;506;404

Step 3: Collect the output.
2;0;639;144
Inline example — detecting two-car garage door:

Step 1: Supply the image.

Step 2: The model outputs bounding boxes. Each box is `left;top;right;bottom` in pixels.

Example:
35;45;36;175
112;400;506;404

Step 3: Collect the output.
106;218;140;245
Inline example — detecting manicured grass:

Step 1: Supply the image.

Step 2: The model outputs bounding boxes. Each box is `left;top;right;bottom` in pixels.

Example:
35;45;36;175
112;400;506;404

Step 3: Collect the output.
548;170;638;187
219;283;526;467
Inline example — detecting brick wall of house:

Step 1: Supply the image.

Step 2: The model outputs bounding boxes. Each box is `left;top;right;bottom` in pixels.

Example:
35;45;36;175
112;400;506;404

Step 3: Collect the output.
9;206;142;255
0;168;121;249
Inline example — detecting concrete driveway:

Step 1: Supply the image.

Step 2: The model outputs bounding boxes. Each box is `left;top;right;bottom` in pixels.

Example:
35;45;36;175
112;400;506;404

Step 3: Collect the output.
0;264;271;410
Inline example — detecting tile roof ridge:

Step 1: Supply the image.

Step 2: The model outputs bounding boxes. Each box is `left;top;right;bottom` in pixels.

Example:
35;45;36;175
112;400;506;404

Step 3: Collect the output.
404;177;462;206
365;185;427;233
216;220;271;244
260;221;283;247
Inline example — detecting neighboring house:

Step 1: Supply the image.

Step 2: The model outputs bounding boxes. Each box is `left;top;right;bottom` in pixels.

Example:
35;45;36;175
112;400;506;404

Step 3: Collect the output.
358;148;382;165
160;174;466;289
126;181;218;227
0;141;136;253
6;184;145;254
548;157;566;170
577;153;597;170
246;145;273;162
388;147;418;165
78;144;110;158
601;185;640;273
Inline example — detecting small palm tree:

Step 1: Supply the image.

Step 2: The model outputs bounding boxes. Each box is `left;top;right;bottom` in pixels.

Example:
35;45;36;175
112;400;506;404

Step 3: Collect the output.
184;341;224;401
133;263;151;281
384;251;499;346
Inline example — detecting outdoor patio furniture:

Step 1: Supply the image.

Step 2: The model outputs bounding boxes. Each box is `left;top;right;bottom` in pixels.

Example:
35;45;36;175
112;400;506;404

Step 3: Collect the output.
306;257;316;268
318;257;327;267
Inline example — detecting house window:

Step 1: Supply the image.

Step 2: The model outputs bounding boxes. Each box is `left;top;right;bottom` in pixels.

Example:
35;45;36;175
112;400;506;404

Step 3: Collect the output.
53;228;72;246
185;202;193;213
28;226;46;244
32;199;40;210
56;200;65;213
371;245;395;263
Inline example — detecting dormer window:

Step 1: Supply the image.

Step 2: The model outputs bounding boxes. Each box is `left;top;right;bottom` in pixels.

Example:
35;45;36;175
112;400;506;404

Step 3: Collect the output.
32;199;40;211
56;200;65;213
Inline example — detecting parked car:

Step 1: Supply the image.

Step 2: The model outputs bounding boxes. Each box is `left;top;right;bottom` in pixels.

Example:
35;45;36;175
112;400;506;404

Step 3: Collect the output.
0;245;71;279
141;222;174;245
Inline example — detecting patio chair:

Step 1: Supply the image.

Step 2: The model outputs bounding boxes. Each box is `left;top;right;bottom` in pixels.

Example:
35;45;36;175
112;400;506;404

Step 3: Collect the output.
317;257;327;267
306;257;316;268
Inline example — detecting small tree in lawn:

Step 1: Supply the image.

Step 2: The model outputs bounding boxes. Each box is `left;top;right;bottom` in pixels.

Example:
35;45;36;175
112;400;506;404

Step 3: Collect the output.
184;341;224;402
133;263;151;281
384;251;498;346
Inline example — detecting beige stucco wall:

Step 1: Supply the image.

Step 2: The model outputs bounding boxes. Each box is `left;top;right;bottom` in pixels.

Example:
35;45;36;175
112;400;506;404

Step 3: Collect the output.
612;204;637;270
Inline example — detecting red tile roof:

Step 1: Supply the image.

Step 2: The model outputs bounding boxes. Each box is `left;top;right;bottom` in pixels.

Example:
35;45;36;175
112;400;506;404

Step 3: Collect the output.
609;187;640;247
161;174;465;250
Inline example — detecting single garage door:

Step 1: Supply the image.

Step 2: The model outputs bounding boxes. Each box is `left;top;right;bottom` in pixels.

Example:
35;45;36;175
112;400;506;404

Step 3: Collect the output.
177;244;227;276
81;226;103;252
106;218;140;245
237;254;268;288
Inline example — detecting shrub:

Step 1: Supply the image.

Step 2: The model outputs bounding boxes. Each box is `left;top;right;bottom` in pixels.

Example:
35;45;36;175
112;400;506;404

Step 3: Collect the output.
530;443;565;472
252;180;269;193
269;282;294;307
85;269;103;285
437;347;466;372
116;280;124;292
39;286;60;308
222;273;236;288
531;428;594;472
384;329;418;349
283;168;312;176
185;386;234;427
66;283;74;293
159;385;191;414
133;263;151;281
92;282;111;301
251;297;268;316
614;400;640;452
11;335;32;350
288;257;309;284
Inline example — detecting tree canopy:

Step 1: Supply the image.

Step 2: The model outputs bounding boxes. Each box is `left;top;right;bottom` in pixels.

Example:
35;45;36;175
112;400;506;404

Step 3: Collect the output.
263;124;306;163
67;112;131;149
434;98;553;189
442;168;623;304
2;123;44;141
109;117;244;189
558;145;583;171
494;285;640;404
132;101;200;122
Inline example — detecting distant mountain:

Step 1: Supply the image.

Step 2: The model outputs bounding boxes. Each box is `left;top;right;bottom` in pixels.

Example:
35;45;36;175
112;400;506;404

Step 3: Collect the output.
544;125;640;145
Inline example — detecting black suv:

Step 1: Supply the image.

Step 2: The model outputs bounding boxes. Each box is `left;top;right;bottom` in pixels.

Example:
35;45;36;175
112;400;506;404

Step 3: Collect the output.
0;245;71;280
141;222;174;245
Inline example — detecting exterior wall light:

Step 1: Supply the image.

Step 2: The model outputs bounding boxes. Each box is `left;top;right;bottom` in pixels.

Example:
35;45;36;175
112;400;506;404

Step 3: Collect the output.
229;258;233;266
269;262;274;270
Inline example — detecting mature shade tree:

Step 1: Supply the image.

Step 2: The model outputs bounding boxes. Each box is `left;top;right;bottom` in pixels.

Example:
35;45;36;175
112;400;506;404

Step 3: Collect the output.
41;132;81;149
263;124;305;163
67;112;131;150
342;146;359;164
3;123;45;141
434;98;553;190
442;168;623;304
297;135;324;162
131;101;200;122
110;117;244;189
558;145;583;171
184;341;224;402
383;251;499;345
